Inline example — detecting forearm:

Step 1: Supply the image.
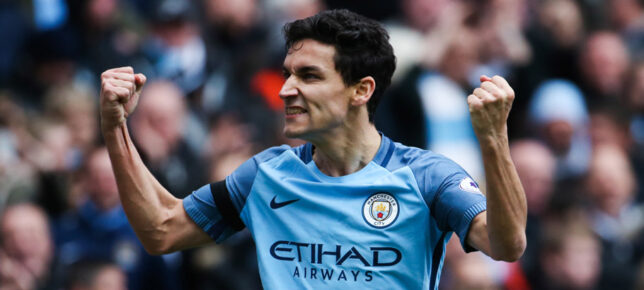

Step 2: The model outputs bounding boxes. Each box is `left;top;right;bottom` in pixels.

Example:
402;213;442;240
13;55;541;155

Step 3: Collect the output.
479;132;527;260
102;122;182;252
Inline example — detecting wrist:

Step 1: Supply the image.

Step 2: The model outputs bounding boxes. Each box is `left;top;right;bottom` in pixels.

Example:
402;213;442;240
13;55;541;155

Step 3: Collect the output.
100;115;125;131
475;123;507;140
476;131;509;154
101;119;126;137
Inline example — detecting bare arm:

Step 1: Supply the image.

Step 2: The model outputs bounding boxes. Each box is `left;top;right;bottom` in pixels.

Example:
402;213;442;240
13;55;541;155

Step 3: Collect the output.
465;75;527;261
100;67;211;254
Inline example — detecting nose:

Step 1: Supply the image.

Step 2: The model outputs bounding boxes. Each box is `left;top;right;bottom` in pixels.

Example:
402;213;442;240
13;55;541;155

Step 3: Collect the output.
279;77;298;100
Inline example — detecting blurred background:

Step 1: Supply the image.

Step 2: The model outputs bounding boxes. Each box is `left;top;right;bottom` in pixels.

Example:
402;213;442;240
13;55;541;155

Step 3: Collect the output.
0;0;642;289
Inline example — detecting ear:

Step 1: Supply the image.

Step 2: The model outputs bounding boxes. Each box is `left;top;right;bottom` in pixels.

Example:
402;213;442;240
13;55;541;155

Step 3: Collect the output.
350;76;376;106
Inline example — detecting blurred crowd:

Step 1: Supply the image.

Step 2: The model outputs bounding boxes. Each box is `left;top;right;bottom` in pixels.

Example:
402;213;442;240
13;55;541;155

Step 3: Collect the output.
0;0;642;289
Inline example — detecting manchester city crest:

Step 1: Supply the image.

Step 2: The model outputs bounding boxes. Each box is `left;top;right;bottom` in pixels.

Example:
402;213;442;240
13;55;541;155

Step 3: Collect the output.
363;192;399;228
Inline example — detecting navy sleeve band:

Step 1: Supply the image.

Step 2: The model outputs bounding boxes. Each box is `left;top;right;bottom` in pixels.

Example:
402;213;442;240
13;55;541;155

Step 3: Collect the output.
210;181;245;231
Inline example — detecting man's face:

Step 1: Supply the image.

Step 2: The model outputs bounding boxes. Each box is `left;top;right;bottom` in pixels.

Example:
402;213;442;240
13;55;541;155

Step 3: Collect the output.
86;149;120;211
0;206;53;271
279;39;355;139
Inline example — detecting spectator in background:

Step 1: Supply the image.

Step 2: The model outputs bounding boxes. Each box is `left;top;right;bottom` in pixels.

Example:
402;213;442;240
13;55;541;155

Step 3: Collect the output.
608;0;644;60
379;0;529;182
26;119;78;217
142;0;207;96
203;0;259;38
440;140;548;290
538;215;601;290
165;112;259;290
377;22;485;183
180;114;262;290
43;84;99;162
443;250;502;290
584;144;643;289
511;140;557;217
609;0;644;31
510;139;556;284
384;0;456;82
626;62;644;146
528;79;591;181
54;147;177;290
264;0;325;31
3;84;94;217
529;0;584;80
17;27;87;110
0;1;30;86
579;31;630;107
37;84;100;215
511;0;586;138
418;25;485;181
588;104;632;152
442;233;530;290
64;260;127;290
0;203;63;290
205;114;256;172
130;80;207;198
586;145;641;240
585;101;643;206
27;120;75;174
67;0;145;77
472;0;532;78
0;95;38;209
625;61;644;202
199;0;282;118
182;231;261;290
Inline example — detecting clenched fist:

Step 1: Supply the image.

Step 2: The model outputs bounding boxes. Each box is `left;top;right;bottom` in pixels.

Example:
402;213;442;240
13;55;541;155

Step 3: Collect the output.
467;75;515;139
100;67;147;129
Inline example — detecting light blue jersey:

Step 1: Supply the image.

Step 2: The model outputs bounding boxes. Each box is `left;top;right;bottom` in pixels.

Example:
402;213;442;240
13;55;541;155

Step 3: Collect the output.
184;135;486;289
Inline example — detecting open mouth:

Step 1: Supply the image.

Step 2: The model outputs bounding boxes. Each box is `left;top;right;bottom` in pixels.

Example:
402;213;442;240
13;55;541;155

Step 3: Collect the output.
286;107;307;116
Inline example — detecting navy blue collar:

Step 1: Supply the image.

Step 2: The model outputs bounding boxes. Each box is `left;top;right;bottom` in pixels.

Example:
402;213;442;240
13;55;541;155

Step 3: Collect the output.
300;133;394;167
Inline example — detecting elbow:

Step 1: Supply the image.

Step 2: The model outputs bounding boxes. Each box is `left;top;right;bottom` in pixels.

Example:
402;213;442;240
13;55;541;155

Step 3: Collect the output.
139;222;178;255
141;236;179;255
493;249;525;262
143;246;163;256
134;200;185;256
142;243;172;256
491;234;526;262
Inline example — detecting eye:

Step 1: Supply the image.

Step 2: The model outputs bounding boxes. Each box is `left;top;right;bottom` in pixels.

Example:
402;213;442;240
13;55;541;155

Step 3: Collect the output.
282;70;291;79
302;73;319;80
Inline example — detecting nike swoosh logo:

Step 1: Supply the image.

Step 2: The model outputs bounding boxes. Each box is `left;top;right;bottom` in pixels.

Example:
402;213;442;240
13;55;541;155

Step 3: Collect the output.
270;196;300;209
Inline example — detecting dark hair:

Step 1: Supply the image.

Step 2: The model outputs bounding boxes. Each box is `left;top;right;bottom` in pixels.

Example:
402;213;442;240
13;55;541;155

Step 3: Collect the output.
283;9;396;122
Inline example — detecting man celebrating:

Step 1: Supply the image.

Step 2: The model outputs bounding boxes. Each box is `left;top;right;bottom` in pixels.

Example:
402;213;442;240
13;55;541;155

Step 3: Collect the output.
100;9;526;289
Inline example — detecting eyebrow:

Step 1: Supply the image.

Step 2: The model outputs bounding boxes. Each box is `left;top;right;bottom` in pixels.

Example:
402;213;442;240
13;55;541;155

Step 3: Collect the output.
283;65;323;75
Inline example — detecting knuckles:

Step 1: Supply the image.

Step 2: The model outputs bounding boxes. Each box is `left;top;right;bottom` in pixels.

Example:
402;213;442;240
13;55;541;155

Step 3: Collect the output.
100;68;138;110
467;95;484;111
473;88;486;97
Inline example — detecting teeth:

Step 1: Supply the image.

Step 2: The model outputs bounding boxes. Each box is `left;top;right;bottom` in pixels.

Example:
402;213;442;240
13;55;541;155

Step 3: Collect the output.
286;107;306;114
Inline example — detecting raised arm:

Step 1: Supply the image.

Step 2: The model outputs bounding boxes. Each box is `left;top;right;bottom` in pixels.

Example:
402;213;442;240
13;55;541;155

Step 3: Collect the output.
100;67;211;254
465;75;527;261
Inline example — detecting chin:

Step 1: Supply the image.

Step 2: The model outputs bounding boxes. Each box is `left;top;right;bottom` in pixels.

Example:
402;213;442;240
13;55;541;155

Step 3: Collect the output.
284;129;303;139
283;126;310;140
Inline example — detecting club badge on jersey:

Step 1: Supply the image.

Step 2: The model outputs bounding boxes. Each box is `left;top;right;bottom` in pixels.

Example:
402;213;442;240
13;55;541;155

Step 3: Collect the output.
363;192;399;228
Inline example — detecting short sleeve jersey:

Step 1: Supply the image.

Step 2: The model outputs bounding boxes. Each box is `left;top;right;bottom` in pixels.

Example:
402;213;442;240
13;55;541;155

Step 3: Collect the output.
183;135;486;290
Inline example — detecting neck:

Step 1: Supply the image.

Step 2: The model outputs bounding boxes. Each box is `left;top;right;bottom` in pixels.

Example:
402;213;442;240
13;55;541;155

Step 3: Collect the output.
310;123;381;177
